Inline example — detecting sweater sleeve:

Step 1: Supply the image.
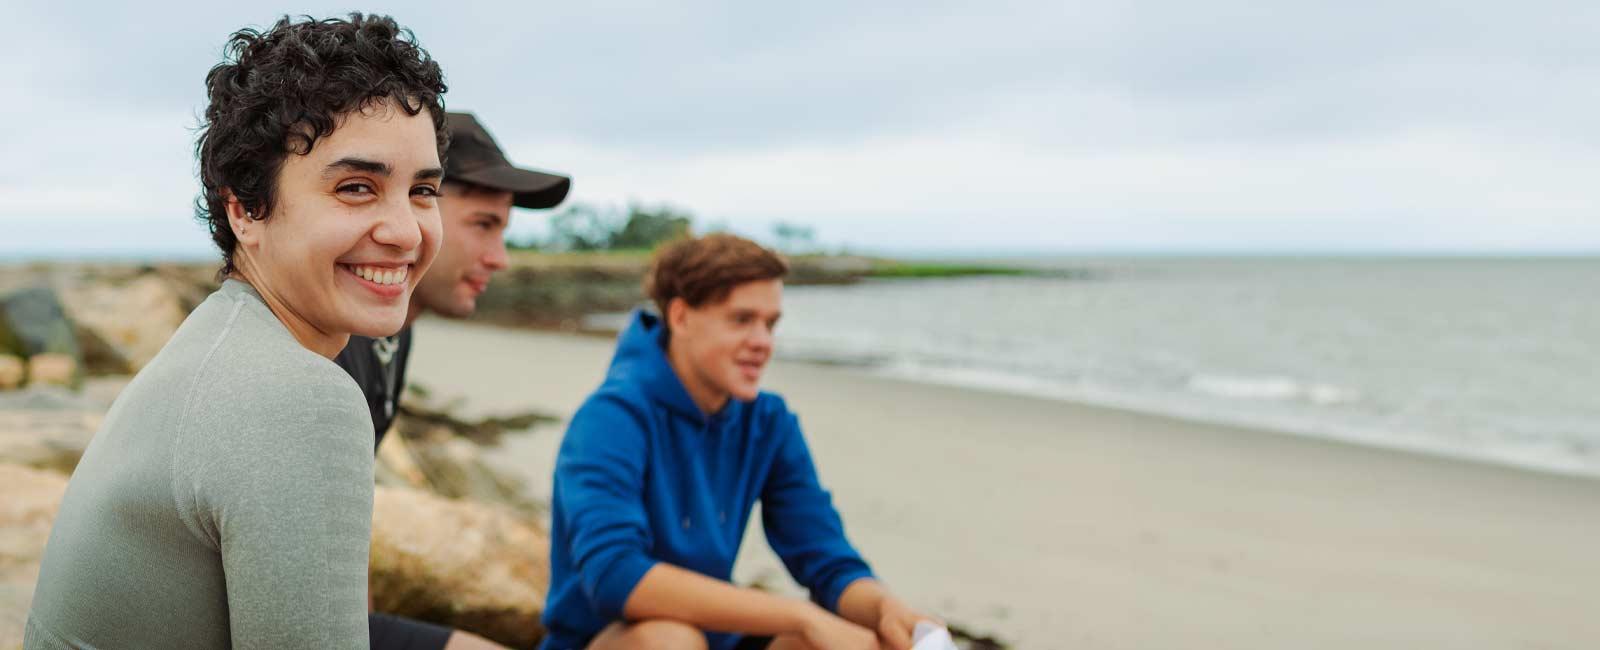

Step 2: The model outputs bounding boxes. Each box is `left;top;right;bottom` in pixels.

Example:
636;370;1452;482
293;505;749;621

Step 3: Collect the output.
554;394;659;619
760;410;875;613
181;370;374;650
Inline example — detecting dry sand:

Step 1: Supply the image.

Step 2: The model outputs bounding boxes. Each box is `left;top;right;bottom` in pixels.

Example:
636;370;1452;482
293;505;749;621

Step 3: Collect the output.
408;317;1600;650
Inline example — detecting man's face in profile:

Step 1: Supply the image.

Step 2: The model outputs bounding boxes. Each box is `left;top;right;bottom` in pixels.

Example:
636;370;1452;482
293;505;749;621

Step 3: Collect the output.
673;278;782;404
412;182;513;318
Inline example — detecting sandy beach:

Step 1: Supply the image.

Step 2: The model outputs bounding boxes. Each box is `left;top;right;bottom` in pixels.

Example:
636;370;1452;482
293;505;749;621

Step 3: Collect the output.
407;317;1600;650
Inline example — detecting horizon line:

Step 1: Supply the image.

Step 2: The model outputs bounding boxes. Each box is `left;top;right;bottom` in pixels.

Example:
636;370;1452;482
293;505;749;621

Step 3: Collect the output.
3;248;1598;264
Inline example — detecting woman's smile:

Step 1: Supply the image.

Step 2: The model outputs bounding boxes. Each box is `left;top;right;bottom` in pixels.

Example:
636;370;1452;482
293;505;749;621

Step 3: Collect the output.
339;262;413;299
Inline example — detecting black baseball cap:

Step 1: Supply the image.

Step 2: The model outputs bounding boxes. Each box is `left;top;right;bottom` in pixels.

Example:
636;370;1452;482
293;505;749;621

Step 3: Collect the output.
445;111;571;209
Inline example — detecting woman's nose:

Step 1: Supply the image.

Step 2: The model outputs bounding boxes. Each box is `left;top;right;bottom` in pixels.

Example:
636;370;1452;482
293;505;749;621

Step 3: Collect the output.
370;204;423;251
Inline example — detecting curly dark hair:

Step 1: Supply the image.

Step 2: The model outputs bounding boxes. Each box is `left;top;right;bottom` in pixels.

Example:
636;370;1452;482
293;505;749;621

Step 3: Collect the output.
194;13;449;277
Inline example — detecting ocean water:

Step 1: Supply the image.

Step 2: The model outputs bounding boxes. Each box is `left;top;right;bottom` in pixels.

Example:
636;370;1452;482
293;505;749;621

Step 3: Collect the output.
774;257;1600;478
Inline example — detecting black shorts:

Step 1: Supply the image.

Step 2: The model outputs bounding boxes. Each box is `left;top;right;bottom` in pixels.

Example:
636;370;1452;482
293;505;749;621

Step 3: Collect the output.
369;612;453;650
733;635;774;650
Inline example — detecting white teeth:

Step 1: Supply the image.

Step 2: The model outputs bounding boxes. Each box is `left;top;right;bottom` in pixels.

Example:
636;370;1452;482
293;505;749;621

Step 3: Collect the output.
349;265;406;285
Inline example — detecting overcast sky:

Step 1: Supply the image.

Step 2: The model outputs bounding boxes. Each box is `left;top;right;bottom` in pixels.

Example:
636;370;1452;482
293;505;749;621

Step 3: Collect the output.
4;1;1599;257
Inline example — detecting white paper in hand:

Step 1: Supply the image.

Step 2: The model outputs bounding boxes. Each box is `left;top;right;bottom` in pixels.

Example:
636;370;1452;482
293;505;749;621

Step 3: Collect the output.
911;620;959;650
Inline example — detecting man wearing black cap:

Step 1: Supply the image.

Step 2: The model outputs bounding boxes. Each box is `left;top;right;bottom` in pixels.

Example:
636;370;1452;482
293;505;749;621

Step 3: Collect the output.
337;111;570;650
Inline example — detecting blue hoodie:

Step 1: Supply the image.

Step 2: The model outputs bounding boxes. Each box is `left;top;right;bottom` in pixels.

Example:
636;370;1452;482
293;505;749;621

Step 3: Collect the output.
539;310;875;650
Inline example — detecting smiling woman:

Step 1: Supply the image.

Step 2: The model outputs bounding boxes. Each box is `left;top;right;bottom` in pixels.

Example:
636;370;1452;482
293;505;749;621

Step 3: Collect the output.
23;14;449;650
231;104;445;356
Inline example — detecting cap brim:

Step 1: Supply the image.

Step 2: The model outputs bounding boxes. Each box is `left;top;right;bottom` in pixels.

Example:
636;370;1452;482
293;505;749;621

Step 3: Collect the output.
453;165;572;209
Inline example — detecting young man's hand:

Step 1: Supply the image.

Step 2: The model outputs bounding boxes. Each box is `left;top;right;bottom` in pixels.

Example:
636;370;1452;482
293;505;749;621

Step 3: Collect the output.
801;606;881;650
835;579;938;650
874;595;936;650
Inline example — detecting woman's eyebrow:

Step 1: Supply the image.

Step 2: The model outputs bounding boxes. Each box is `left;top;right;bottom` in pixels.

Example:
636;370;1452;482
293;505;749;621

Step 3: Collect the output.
320;158;443;183
321;157;390;179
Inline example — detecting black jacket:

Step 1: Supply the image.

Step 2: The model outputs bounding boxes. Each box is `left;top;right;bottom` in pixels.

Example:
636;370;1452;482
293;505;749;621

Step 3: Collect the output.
333;327;413;448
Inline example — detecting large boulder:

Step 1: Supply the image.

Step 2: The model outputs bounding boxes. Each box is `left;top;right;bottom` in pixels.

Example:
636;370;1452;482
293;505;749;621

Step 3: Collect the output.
23;355;75;390
0;410;100;476
375;431;431;490
370;486;550;649
59;273;188;375
394;432;544;518
0;356;22;391
147;264;220;313
380;400;552;519
0;464;70;650
0;461;552;650
0;386;107;474
0;288;82;389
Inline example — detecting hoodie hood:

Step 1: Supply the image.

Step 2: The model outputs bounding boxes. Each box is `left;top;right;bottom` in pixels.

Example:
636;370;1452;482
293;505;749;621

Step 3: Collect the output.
605;309;709;423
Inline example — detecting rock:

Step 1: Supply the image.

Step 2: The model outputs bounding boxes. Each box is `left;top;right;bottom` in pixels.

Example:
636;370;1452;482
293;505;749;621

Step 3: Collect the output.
0;356;22;391
25;354;77;389
375;432;431;490
471;260;648;329
74;326;134;377
0;407;101;475
949;624;1010;650
59;273;188;375
396;399;558;446
0;380;124;414
370;485;550;649
148;264;220;313
382;426;545;519
0;287;81;365
383;395;552;518
0;464;70;650
0;466;553;650
0;383;122;476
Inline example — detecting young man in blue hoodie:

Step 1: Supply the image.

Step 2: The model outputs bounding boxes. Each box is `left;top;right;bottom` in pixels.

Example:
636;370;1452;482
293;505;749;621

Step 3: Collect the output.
541;234;930;650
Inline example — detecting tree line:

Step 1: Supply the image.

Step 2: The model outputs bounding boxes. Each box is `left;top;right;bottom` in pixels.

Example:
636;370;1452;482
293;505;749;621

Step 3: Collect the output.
512;203;818;253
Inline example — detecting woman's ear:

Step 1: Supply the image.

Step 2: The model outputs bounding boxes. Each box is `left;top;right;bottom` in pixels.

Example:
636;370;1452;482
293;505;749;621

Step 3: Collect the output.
224;192;260;248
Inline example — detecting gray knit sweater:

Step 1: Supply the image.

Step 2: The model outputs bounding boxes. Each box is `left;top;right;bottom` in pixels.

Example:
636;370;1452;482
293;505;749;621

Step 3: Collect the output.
25;279;374;649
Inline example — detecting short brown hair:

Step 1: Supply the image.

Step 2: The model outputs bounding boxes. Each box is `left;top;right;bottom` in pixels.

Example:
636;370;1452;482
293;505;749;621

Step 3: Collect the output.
646;234;789;318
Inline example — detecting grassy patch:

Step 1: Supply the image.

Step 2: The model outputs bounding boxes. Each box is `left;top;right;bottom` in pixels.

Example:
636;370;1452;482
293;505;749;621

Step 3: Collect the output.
865;262;1031;279
505;250;1037;281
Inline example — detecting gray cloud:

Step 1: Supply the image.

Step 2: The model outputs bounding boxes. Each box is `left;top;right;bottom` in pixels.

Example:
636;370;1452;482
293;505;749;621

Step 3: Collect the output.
4;0;1599;253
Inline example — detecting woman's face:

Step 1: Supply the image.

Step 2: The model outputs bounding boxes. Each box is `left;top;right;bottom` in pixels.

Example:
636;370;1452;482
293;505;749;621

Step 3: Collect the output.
234;99;443;343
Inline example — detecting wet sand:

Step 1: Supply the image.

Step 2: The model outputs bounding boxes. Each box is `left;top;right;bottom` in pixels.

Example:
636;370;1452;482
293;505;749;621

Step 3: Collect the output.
408;317;1600;649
